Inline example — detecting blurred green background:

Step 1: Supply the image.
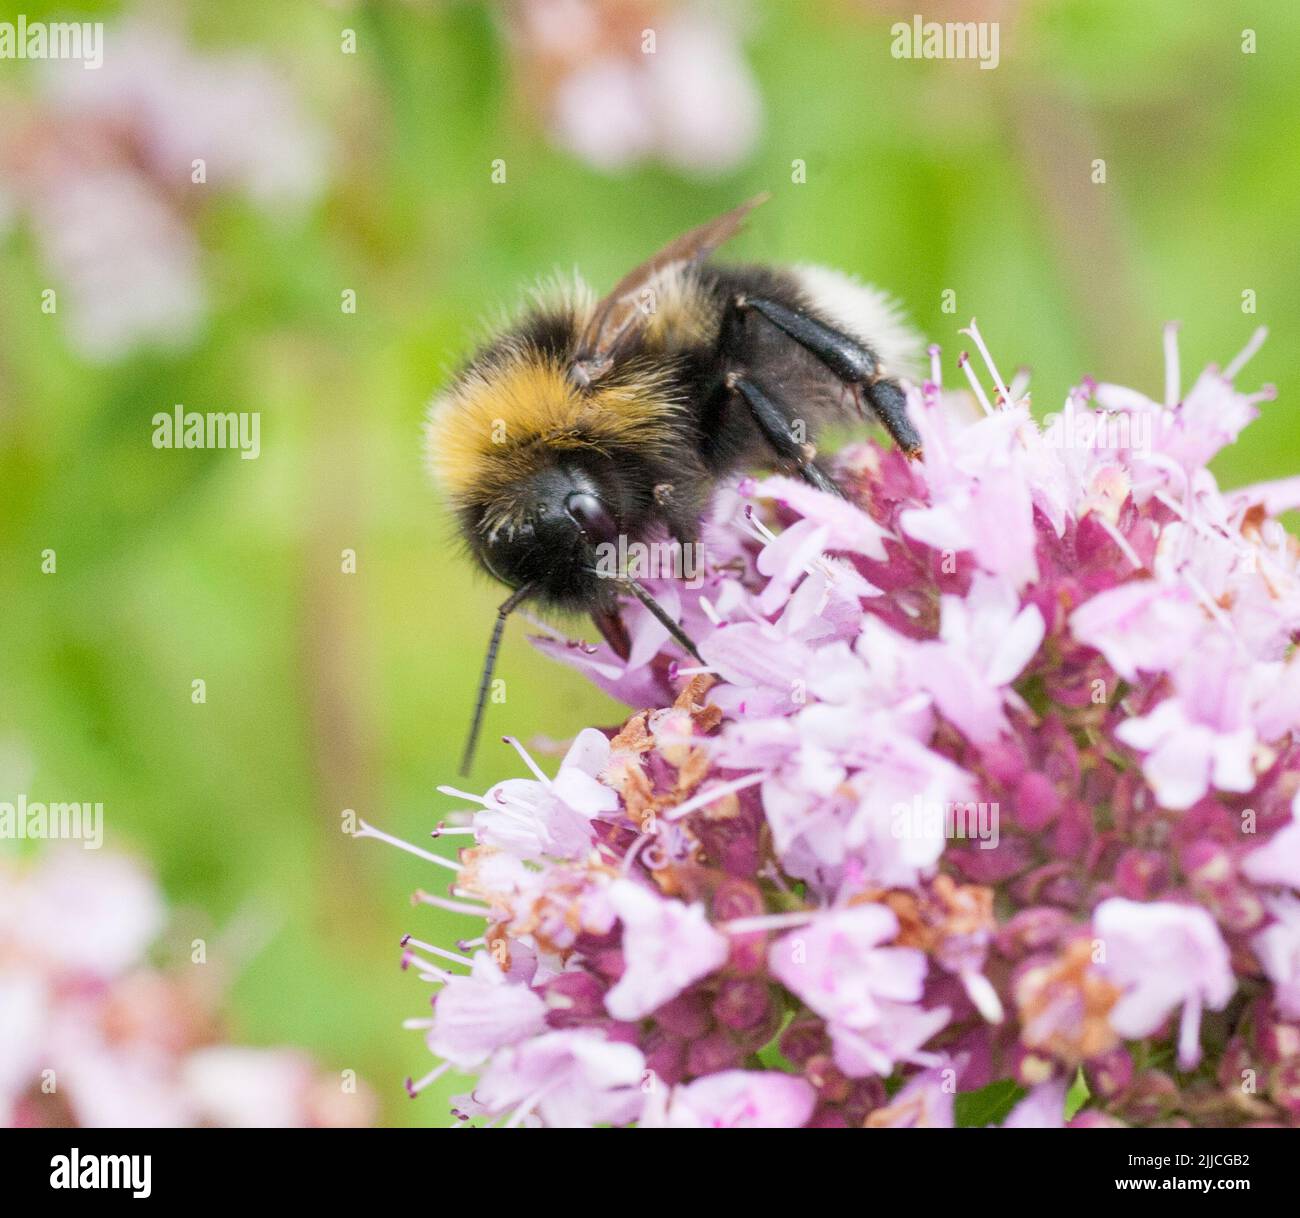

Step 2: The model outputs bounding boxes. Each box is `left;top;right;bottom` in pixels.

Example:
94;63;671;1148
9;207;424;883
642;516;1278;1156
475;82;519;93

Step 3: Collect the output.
1;0;1297;1125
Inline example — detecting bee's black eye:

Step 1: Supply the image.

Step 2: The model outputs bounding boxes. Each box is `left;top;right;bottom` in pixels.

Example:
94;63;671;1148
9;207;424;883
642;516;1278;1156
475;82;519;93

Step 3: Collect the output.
564;491;618;547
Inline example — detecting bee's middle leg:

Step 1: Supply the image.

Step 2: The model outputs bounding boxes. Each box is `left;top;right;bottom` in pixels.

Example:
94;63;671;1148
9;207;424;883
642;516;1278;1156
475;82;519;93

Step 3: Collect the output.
724;371;844;498
728;294;922;456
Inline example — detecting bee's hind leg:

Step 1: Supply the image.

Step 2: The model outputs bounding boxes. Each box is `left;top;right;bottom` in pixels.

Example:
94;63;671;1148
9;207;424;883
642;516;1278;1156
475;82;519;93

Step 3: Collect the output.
725;371;845;497
731;294;922;456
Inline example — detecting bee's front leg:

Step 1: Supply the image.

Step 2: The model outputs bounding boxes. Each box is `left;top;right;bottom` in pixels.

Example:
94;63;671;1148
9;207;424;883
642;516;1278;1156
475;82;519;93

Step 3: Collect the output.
591;605;631;661
591;585;702;665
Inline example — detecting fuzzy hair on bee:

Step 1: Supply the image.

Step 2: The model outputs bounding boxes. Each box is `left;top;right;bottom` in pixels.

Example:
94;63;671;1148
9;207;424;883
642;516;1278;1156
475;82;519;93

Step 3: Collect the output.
427;196;925;772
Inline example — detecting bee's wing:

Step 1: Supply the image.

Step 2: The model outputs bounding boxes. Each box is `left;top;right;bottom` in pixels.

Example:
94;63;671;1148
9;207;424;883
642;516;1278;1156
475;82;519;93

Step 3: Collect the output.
570;194;769;384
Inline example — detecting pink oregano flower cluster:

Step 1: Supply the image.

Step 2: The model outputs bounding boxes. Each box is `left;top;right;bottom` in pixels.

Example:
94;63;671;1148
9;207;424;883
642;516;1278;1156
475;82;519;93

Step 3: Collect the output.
363;322;1300;1127
0;849;375;1127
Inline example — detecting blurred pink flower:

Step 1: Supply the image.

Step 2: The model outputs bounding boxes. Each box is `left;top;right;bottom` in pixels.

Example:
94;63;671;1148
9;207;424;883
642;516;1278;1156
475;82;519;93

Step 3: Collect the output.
0;20;326;361
1094;898;1235;1069
1253;896;1300;1020
1068;580;1204;681
605;879;730;1019
467;1030;645;1128
1003;1077;1067;1128
768;906;943;1079
909;573;1044;745
427;951;548;1070
0;848;372;1128
642;1069;817;1128
505;0;761;175
444;729;616;861
1242;796;1300;889
2;848;164;980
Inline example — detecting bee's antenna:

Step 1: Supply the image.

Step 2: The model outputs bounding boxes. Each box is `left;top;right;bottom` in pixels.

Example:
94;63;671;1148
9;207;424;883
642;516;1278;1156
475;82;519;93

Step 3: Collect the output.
620;576;705;664
460;584;534;776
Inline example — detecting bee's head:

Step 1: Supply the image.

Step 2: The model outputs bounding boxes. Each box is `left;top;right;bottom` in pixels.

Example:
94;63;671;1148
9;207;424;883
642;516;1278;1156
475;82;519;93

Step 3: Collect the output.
428;348;691;611
470;455;630;612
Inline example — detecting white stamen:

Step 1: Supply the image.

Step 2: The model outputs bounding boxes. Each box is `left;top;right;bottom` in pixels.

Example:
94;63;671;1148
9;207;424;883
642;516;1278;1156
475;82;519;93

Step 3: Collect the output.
960;319;1010;405
928;343;943;388
1152;489;1188;519
1093;515;1145;571
962;969;1005;1024
1182;570;1236;638
503;736;551;785
664;771;764;820
438;785;488;807
402;950;454;983
354;819;461;870
1004;688;1034;720
406;1060;452;1098
721;909;819;934
504;1084;554;1129
1177;996;1204;1070
744;507;780;544
403;935;474;967
1140;452;1190;493
1223;326;1268;382
413;890;491;917
957;352;994;416
1163;321;1182;406
1153;491;1237;553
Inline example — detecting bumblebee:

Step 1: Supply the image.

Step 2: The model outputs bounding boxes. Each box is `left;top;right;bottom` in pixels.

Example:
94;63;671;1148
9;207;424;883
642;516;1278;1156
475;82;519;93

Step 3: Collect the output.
428;196;924;771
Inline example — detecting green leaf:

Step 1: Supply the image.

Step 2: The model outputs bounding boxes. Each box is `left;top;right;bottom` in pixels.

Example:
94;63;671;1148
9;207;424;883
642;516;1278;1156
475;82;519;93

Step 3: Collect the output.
755;1010;800;1074
955;1079;1025;1127
1066;1068;1090;1120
